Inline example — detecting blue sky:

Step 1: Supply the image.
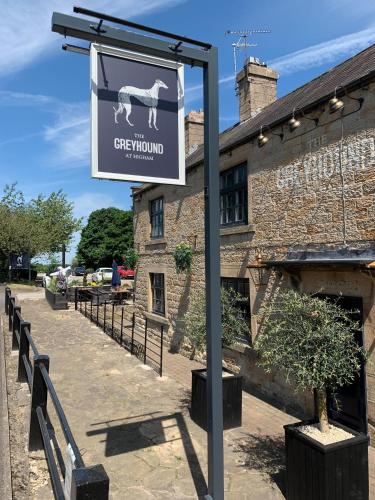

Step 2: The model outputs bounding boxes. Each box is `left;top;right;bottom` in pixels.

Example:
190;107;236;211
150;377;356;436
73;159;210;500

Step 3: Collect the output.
1;0;375;263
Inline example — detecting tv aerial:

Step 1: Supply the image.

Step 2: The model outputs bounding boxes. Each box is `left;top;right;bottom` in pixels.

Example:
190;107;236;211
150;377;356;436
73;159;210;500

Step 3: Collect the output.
225;29;271;94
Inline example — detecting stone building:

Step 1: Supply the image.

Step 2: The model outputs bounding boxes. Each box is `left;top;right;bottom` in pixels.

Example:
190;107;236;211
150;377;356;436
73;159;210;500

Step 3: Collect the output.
132;45;375;436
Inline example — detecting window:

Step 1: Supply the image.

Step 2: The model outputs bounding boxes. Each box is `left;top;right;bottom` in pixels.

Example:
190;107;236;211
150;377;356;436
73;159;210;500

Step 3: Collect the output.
220;164;248;226
221;277;250;342
150;197;164;238
150;273;165;315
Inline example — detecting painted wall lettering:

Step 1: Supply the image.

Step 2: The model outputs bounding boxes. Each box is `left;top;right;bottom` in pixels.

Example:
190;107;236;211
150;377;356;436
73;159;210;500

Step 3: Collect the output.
276;136;375;189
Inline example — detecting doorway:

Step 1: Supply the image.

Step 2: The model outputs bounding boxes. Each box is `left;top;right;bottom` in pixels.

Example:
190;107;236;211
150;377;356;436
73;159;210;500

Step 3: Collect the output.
315;294;367;434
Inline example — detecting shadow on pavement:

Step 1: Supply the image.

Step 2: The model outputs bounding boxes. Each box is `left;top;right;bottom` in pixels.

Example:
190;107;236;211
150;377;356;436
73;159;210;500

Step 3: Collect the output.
232;433;286;496
87;411;207;497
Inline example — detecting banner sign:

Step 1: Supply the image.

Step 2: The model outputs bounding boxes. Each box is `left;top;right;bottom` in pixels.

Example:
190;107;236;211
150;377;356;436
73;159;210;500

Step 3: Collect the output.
91;44;185;185
10;253;30;270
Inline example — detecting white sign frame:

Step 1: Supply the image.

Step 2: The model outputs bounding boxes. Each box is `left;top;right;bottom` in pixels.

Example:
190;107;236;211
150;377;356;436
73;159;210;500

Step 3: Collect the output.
91;43;185;185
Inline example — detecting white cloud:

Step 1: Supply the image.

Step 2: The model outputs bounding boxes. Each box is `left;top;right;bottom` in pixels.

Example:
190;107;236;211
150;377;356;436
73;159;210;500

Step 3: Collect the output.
0;90;54;106
185;73;234;104
43;101;90;168
0;0;186;77
71;192;123;219
269;27;375;75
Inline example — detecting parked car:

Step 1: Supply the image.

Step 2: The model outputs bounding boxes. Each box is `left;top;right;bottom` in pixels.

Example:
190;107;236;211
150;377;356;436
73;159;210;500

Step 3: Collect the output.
74;266;85;276
92;267;113;283
118;266;135;279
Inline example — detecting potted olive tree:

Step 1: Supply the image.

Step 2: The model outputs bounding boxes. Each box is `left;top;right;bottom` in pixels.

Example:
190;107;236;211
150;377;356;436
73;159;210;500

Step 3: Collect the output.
255;289;368;500
184;287;248;430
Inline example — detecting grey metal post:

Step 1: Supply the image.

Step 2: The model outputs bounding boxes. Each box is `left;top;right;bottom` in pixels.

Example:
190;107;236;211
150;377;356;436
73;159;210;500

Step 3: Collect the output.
203;46;224;500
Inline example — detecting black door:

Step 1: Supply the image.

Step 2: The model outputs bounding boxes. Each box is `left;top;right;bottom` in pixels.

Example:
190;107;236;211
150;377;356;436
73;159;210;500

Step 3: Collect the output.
315;294;367;434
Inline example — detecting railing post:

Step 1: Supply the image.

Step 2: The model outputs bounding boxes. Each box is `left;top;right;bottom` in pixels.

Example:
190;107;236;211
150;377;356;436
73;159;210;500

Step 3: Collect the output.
75;287;78;311
8;298;14;332
96;301;99;326
18;321;31;383
71;465;109;500
12;306;21;351
5;287;10;314
160;325;164;377
103;301;107;332
29;355;50;451
111;304;115;337
85;298;87;317
90;297;93;322
120;307;124;346
144;318;148;365
131;312;135;355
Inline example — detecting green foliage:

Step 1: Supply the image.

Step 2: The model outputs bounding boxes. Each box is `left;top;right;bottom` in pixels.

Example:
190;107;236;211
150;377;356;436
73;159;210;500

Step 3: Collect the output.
123;247;139;270
173;242;193;274
71;256;79;268
32;256;60;274
47;277;59;293
76;208;133;269
0;184;81;264
254;290;367;393
183;287;249;358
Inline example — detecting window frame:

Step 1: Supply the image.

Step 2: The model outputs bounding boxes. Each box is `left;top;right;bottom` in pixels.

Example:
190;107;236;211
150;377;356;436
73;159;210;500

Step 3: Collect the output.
221;276;251;342
220;163;248;227
150;197;164;239
150;272;165;316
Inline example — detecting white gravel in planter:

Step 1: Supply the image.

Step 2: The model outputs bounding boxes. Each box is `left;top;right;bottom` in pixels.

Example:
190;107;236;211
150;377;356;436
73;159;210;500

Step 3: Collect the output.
299;423;354;445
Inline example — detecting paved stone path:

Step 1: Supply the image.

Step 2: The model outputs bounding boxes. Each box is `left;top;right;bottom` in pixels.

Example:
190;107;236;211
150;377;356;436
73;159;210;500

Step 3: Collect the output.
11;294;375;499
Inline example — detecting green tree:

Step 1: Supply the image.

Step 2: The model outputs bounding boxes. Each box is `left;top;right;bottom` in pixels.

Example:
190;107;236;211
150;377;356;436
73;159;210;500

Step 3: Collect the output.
183;287;249;359
0;184;81;266
76;207;133;268
254;290;367;433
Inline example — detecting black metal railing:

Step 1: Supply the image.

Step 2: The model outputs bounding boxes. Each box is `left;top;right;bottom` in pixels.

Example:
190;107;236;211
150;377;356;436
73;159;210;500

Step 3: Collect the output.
4;287;109;499
75;289;164;376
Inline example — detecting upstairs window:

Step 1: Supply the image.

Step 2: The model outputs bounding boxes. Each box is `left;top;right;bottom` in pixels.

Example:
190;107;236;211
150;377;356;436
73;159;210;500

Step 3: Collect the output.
150;197;164;238
220;164;248;226
150;273;165;316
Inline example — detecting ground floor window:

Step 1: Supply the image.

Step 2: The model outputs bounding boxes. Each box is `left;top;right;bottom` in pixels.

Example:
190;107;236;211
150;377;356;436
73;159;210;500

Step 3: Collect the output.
150;273;165;316
221;277;250;342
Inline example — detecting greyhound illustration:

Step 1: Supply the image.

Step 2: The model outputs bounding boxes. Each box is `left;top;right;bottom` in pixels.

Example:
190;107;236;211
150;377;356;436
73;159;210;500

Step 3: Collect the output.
113;79;168;130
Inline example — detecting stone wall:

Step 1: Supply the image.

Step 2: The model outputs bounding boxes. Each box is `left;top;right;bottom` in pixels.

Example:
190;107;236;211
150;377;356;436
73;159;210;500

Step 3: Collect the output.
133;81;375;420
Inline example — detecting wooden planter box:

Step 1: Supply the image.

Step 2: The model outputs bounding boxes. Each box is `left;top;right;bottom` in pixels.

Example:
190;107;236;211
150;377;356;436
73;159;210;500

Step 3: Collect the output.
45;288;68;310
285;420;369;500
190;368;242;431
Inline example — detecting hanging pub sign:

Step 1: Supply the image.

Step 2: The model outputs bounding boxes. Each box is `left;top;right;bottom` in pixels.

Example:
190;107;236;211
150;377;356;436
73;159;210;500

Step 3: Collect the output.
10;252;30;270
91;44;185;185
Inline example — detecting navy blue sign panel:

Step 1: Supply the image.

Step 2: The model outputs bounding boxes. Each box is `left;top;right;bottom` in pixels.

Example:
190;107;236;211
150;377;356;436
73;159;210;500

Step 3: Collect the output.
10;253;30;270
91;44;185;185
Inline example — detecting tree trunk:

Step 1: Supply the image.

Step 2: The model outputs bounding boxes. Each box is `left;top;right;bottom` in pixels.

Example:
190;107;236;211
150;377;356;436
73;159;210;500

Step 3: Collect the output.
317;389;329;433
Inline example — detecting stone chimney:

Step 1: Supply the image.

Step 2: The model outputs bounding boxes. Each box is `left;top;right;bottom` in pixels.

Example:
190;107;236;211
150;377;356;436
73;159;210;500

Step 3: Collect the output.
185;110;204;156
236;57;278;122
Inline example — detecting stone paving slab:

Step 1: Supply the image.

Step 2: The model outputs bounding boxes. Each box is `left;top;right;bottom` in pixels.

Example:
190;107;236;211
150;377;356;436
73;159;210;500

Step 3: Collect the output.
13;295;375;499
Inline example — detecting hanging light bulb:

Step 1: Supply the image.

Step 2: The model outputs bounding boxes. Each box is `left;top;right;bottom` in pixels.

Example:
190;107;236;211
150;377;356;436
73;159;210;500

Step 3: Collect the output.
329;87;344;113
257;126;269;148
288;108;301;132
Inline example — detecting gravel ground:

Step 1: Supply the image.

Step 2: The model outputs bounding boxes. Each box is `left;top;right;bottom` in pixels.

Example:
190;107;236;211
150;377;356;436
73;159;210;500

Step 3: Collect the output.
3;312;53;499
